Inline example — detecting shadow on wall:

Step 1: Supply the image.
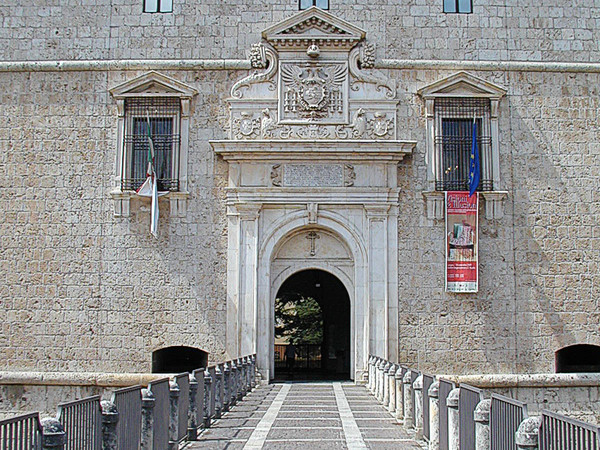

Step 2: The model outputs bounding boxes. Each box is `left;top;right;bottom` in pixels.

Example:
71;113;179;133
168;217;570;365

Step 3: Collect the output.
152;346;209;373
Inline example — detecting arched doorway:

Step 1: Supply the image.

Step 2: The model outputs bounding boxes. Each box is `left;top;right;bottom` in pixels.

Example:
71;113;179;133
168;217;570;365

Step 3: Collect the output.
274;269;351;381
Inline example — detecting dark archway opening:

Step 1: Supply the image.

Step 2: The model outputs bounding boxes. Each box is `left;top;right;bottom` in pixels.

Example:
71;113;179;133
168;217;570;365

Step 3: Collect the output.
152;346;208;373
556;344;600;373
274;269;350;381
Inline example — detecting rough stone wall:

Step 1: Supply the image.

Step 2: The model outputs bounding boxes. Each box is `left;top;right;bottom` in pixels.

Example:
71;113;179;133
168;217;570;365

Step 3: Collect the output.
1;0;599;62
0;2;599;376
0;70;234;372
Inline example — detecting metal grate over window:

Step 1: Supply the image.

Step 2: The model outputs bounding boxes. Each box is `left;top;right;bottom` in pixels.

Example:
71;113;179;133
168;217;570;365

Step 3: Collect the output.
123;98;180;192
434;98;493;192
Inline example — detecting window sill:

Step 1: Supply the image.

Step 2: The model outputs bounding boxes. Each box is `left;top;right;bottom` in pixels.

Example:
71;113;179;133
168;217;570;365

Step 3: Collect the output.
110;189;190;218
423;190;508;220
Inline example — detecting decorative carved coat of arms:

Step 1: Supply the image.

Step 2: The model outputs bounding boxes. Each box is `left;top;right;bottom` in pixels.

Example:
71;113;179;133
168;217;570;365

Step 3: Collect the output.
279;63;347;123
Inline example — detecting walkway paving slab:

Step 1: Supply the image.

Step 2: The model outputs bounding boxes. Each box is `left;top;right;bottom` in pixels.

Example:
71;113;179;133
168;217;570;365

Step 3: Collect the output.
191;382;425;449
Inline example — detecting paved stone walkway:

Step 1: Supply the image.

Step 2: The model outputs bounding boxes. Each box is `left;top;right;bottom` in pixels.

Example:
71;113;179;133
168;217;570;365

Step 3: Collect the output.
191;382;425;449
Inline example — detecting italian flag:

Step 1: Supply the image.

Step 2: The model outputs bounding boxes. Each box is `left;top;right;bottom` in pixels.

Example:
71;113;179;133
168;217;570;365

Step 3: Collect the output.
135;114;160;238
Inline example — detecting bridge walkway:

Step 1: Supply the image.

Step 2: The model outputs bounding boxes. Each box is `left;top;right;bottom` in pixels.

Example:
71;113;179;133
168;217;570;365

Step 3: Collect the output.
191;382;425;449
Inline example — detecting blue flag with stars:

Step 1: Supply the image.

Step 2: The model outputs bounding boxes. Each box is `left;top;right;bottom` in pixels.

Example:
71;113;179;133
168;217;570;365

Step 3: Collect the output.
469;120;480;197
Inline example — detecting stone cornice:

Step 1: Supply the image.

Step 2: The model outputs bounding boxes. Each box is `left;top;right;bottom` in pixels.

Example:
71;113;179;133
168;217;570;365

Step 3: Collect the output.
210;140;415;162
3;59;600;73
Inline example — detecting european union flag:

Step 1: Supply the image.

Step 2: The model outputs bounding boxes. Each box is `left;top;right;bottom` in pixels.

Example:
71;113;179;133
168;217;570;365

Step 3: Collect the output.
468;120;480;197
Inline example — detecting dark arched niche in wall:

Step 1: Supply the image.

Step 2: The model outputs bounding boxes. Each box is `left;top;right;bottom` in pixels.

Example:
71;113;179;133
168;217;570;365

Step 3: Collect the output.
152;346;209;373
555;344;600;373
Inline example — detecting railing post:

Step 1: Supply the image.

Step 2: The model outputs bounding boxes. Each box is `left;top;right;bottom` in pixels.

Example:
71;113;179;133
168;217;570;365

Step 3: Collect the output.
516;416;542;450
447;388;460;450
229;361;238;406
395;367;404;421
403;370;414;430
223;362;232;412
428;381;440;450
169;379;180;450
241;358;248;397
203;369;212;428
250;355;257;388
370;357;377;394
41;417;66;450
141;388;155;450
237;358;245;400
367;357;374;392
387;364;397;413
101;400;119;450
474;399;491;450
214;365;223;419
376;359;385;402
383;362;391;406
414;374;424;440
188;372;199;441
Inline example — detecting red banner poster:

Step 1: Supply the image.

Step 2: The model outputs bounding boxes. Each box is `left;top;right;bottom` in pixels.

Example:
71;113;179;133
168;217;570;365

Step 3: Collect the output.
445;191;478;293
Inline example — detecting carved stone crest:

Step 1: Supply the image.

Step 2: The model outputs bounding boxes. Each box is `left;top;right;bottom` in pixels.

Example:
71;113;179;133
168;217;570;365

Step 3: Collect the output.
233;112;260;139
280;63;347;123
367;112;394;139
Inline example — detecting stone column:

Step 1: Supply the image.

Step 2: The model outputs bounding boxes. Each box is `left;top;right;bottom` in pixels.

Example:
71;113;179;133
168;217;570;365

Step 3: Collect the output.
428;381;440;450
516;416;542;450
203;369;212;428
365;205;392;360
101;400;119;450
241;358;248;397
41;417;66;450
413;374;424;440
383;362;391;407
395;367;404;421
231;360;239;404
474;399;491;450
250;355;257;388
188;372;199;441
214;366;223;419
447;388;460;450
403;371;414;430
141;388;155;450
387;364;397;413
168;379;180;450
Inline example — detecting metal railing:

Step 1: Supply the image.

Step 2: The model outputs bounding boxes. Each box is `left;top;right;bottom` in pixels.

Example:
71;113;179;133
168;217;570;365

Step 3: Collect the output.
540;409;600;450
439;378;456;450
422;374;434;442
57;396;102;450
0;412;42;449
150;378;170;450
490;393;528;450
459;384;484;450
112;385;142;450
175;373;190;444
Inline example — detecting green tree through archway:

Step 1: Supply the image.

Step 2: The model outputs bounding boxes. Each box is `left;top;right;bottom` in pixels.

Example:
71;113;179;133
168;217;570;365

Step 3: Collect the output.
275;295;323;345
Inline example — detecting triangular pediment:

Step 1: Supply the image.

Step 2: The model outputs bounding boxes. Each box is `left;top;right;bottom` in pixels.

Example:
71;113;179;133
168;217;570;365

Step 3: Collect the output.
110;71;198;98
418;72;506;99
262;7;365;50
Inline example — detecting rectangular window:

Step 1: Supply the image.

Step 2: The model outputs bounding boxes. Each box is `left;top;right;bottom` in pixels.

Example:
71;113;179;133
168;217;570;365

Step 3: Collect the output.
123;98;180;192
443;0;472;14
434;98;492;191
144;0;173;13
299;0;329;10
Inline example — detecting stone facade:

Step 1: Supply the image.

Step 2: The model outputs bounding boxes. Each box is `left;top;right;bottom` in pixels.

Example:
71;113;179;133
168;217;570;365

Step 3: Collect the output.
0;1;599;380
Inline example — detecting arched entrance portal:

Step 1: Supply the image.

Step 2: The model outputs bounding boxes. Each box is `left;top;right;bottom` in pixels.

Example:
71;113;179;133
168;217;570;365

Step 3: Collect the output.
274;269;351;380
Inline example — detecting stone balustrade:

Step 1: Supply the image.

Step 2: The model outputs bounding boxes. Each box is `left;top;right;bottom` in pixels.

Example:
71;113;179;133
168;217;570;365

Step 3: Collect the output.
368;355;600;450
0;355;257;450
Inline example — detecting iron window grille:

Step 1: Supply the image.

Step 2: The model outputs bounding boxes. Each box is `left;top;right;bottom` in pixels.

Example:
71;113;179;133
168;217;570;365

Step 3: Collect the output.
122;98;180;192
299;0;329;10
143;0;173;13
443;0;472;14
434;98;493;192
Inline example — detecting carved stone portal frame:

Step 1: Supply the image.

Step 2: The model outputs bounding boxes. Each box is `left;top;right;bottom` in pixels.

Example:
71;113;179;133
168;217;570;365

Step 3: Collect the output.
212;7;416;381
